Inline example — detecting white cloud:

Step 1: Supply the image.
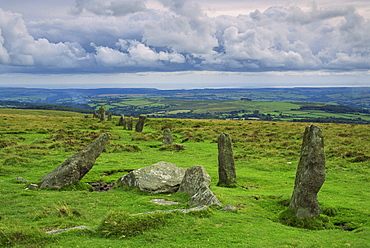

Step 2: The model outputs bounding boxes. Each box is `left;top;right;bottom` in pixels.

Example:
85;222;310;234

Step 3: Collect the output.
0;9;91;68
0;1;369;74
69;0;147;16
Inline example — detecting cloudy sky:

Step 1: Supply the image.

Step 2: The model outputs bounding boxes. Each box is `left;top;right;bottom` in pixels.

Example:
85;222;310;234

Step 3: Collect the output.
0;0;369;89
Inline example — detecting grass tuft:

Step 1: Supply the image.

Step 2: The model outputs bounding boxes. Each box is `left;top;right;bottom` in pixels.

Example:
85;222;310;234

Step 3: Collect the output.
0;224;54;247
97;211;167;238
278;208;333;230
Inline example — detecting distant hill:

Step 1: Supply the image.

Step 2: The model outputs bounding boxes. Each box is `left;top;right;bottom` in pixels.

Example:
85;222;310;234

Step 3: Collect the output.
1;87;369;124
0;87;369;109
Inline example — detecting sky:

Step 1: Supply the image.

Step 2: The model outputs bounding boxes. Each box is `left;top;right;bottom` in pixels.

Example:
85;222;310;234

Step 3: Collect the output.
0;0;369;89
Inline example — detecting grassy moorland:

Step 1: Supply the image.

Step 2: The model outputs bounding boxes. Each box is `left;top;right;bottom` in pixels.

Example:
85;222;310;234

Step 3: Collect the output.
0;109;369;247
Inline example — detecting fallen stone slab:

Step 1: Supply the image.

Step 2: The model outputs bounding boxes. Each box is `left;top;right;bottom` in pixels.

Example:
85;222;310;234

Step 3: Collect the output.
39;133;109;189
46;225;93;234
150;199;181;205
132;205;208;216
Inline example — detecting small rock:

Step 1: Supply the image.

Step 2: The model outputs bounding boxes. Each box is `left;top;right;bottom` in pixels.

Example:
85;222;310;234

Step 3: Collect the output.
28;184;39;190
222;204;237;211
16;177;29;182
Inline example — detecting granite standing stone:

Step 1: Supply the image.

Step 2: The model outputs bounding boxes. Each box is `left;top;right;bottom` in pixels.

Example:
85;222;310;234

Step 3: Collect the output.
39;133;109;189
107;112;112;121
135;115;147;132
289;124;326;219
217;133;237;187
99;105;106;121
162;128;173;145
127;117;133;130
118;115;125;127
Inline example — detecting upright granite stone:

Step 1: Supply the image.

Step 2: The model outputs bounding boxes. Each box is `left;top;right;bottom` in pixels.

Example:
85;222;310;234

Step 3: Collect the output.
39;133;109;189
178;165;221;207
93;110;99;118
135;115;147;132
118;115;126;128
127;117;133;130
117;161;187;194
217;132;237;187
162;128;173;145
99;105;106;121
289;124;326;219
107;112;112;121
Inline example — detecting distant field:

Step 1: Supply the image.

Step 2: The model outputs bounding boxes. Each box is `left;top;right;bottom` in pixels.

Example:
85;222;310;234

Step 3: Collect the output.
87;98;370;124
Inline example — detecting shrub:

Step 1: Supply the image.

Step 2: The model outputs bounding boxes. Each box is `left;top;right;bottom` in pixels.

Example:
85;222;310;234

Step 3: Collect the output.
0;225;53;247
59;182;93;191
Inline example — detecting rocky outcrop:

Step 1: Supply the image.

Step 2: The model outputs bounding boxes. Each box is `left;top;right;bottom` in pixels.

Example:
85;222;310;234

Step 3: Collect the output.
289;125;326;219
39;133;109;189
178;165;221;207
117;161;187;194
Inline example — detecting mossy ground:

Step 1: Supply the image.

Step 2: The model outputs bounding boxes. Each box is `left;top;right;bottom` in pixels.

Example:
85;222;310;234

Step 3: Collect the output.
0;109;369;247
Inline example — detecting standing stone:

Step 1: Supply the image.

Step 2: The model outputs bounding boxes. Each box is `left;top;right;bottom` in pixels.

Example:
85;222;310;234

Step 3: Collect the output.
162;128;173;145
99;105;106;121
135;115;147;132
118;115;125;127
127;117;133;130
289;125;326;219
217;133;237;187
39;133;109;189
107;112;112;121
123;117;127;129
178;165;221;207
93;110;99;118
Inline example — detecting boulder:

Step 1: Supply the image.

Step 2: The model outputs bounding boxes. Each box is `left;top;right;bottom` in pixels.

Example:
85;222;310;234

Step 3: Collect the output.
39;133;109;189
289;124;326;219
117;161;187;194
178;165;221;206
188;186;222;207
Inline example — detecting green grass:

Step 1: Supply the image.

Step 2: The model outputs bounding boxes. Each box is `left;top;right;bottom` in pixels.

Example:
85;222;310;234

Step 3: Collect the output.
0;109;369;247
